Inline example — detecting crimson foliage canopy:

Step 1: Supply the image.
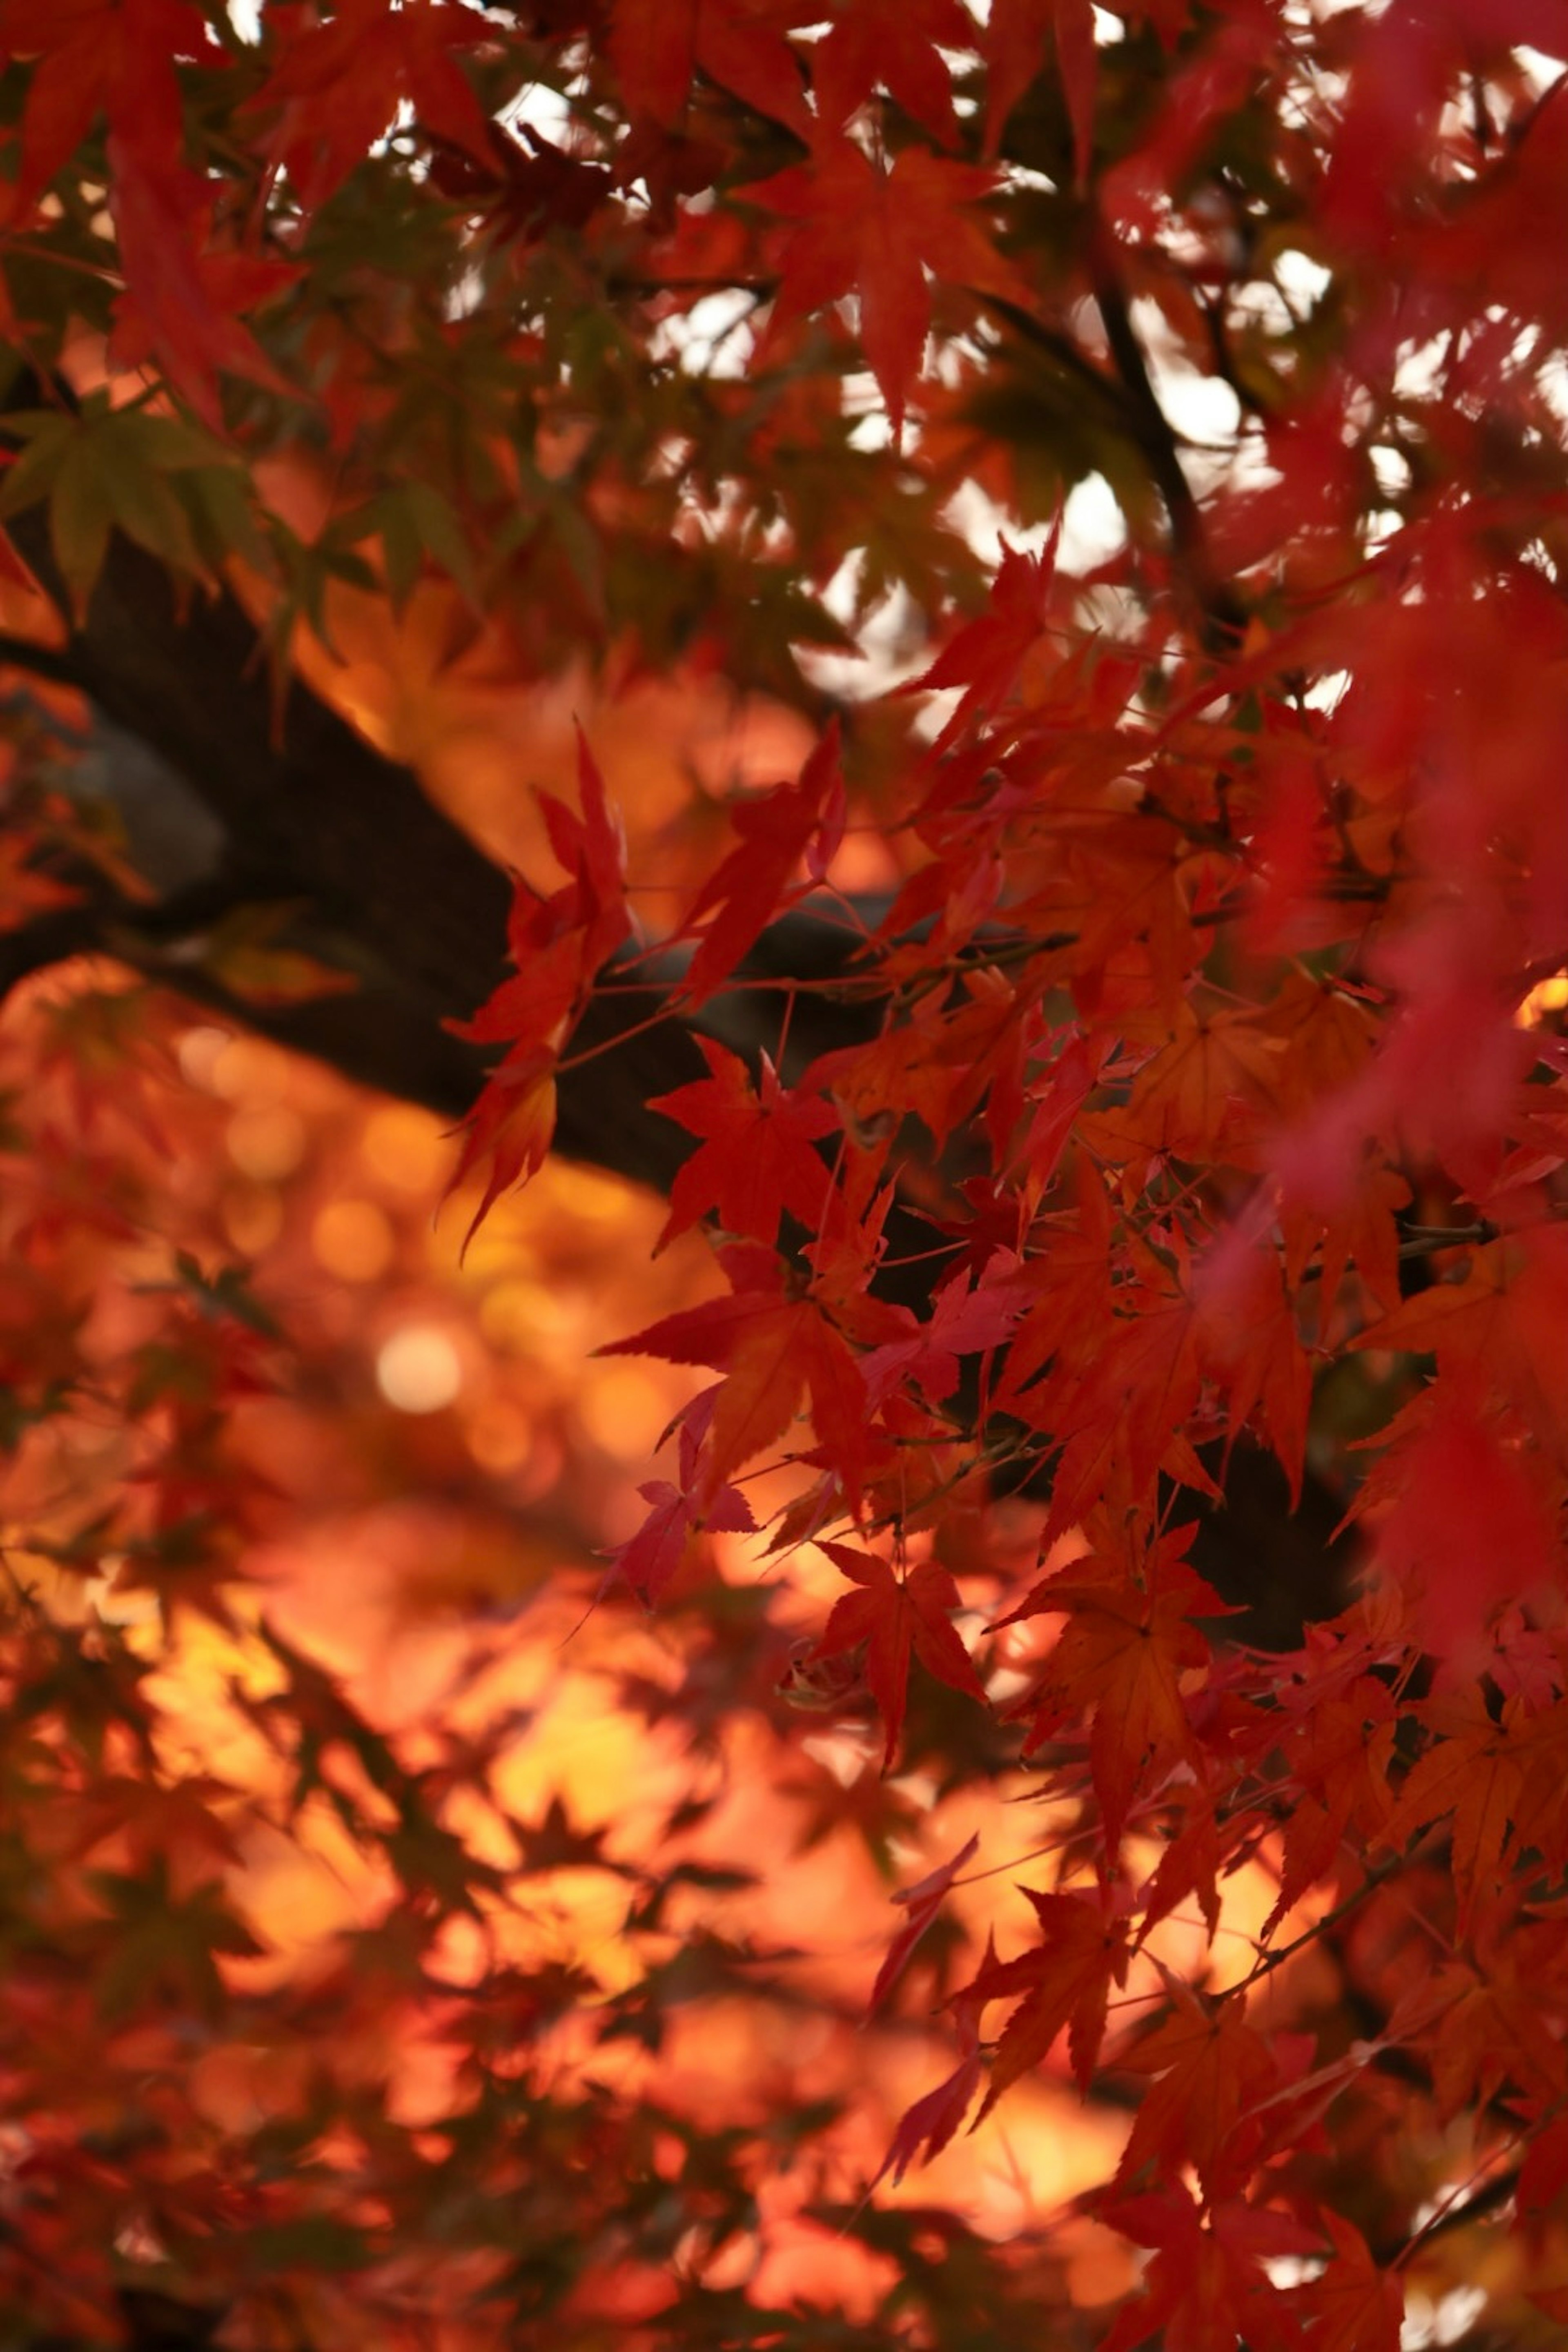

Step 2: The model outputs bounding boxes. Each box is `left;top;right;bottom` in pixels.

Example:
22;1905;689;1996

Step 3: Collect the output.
1;2;1567;2348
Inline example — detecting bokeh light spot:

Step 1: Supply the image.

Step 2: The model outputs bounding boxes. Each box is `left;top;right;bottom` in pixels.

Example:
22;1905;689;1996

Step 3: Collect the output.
376;1325;463;1413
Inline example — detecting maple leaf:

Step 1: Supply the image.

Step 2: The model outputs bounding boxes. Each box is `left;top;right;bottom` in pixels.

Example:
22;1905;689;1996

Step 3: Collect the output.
858;1256;1031;1410
0;0;220;214
1354;1226;1568;1451
1113;1976;1296;2202
675;724;844;1007
247;0;495;211
608;0;813;137
650;1037;837;1250
959;1882;1129;2109
609;1389;757;1601
1350;1385;1559;1659
602;1242;867;1510
107;145;299;430
1306;2213;1403;2352
903;534;1060;754
1193;1234;1311;1502
1099;2183;1320;2352
1404;1927;1568;2124
744;138;1028;436
443;1051;558;1257
443;732;630;1247
1378;1687;1528;1928
871;1959;987;2187
808;1541;985;1770
866;1829;980;2016
984;0;1098;180
1005;1518;1225;1851
811;0;976;147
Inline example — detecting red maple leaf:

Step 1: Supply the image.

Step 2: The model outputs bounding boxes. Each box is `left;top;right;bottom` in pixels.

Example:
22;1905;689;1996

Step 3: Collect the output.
984;0;1098;181
866;1829;980;2016
1114;1973;1301;2201
1004;1516;1226;1851
859;1256;1031;1410
610;1391;757;1602
904;535;1060;754
871;1955;987;2186
602;1243;867;1510
960;1882;1129;2107
440;1052;559;1260
608;0;813;137
107;146;298;428
247;0;495;211
808;1540;986;1770
1306;2213;1404;2352
811;0;975;147
744;138;1028;436
1099;2182;1319;2352
0;0;220;216
444;731;630;1249
650;1038;837;1250
675;724;844;1007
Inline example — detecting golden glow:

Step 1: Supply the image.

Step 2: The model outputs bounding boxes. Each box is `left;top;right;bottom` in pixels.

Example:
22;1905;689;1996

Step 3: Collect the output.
362;1102;451;1191
576;1363;674;1460
226;1102;307;1180
312;1198;395;1281
463;1399;532;1472
1515;971;1568;1026
221;1182;283;1254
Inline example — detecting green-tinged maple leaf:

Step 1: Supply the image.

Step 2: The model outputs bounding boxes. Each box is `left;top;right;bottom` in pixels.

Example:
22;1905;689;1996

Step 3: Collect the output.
0;404;252;616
